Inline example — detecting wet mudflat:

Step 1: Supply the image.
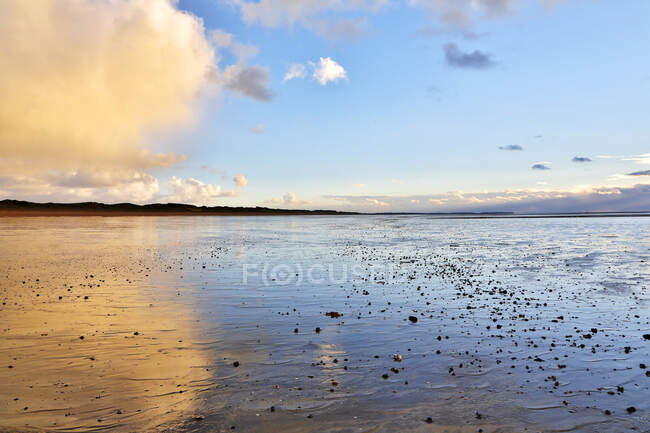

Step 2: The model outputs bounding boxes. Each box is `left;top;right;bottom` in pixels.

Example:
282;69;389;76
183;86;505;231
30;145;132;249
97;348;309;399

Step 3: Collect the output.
0;216;648;432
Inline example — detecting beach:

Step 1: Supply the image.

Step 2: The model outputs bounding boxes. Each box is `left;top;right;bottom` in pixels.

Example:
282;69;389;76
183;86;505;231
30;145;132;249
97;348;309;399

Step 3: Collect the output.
0;215;648;432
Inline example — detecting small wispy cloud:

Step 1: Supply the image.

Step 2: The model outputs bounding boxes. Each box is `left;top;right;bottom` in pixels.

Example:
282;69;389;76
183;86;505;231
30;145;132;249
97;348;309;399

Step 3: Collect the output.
627;170;650;176
623;153;650;165
390;178;404;184
532;162;552;170
413;25;485;40
444;43;495;69
283;63;306;82
353;183;366;188
572;156;592;163
499;144;523;151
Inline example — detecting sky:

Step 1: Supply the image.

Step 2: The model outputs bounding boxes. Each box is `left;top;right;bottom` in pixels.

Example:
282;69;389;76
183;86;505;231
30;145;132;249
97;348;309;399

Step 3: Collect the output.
0;0;649;213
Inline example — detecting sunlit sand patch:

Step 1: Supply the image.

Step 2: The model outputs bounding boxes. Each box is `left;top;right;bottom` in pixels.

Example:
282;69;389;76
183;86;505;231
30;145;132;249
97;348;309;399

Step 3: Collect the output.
0;219;214;432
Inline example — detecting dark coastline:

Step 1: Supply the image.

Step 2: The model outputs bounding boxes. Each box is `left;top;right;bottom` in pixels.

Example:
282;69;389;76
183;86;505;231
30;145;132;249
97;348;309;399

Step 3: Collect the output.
0;199;357;216
1;199;649;218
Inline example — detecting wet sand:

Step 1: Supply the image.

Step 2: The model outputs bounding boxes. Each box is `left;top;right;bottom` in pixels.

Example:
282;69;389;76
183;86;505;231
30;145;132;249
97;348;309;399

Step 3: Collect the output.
0;216;648;432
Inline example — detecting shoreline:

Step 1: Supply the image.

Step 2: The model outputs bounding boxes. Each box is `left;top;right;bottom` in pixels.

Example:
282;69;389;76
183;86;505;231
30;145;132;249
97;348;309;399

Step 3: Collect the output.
1;209;649;218
0;210;349;217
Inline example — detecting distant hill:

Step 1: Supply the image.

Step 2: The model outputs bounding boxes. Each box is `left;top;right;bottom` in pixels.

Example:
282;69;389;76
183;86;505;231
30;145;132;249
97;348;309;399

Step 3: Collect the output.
0;199;357;216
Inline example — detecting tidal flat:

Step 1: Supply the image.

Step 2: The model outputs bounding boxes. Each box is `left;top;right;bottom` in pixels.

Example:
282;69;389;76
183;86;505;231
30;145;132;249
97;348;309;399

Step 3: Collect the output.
0;216;648;432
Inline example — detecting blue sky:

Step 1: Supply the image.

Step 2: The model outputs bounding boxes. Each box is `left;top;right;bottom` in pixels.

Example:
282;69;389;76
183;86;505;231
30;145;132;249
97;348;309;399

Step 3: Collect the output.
1;0;649;212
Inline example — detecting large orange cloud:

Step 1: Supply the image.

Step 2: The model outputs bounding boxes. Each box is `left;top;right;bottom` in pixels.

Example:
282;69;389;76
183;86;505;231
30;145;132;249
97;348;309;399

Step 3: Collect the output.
0;0;215;172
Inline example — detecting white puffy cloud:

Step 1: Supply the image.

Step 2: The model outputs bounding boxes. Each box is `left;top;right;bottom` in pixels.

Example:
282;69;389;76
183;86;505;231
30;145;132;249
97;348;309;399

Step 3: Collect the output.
284;63;307;81
284;58;348;85
366;198;389;207
164;177;224;205
234;174;249;188
311;57;348;85
163;174;249;205
265;192;311;207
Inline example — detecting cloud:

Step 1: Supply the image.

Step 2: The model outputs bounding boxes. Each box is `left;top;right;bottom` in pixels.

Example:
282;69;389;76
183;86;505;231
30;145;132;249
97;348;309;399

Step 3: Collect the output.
413;25;485;40
265;192;311;207
208;29;273;101
164;177;225;205
499;144;523;151
250;124;265;134
163;174;249;205
211;29;234;48
410;0;516;27
284;58;348;85
0;0;214;173
284;63;307;81
311;57;348;85
572;156;592;163
232;0;386;40
532;163;552;170
622;153;650;165
353;183;366;188
231;1;564;36
366;198;389;207
234;174;249;187
444;43;495;69
627;170;650;176
221;65;274;101
0;169;162;204
312;17;369;41
323;184;650;213
0;0;260;203
390;178;405;184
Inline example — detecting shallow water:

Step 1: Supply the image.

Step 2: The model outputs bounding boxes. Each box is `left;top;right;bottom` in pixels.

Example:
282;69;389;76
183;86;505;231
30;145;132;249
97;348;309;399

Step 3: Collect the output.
0;216;648;432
